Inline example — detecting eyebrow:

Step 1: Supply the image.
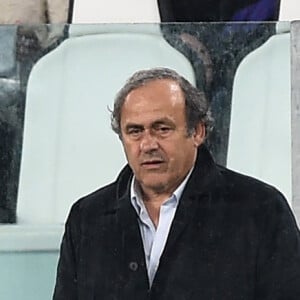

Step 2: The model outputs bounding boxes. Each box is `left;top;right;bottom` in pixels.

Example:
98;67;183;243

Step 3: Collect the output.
124;123;144;131
152;118;175;128
125;118;175;130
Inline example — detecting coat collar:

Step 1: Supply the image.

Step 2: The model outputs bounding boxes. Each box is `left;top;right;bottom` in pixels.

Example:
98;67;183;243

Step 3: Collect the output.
113;144;222;233
115;144;220;204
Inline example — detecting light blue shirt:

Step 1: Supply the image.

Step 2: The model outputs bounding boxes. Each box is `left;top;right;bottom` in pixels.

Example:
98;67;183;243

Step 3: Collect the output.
130;168;193;286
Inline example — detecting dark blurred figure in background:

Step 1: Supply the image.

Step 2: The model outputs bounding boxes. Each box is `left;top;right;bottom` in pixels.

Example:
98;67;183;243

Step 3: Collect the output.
0;0;71;222
157;0;281;165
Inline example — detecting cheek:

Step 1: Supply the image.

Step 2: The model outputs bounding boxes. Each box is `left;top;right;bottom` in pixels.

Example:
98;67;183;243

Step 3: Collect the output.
168;143;195;167
167;150;184;168
122;143;140;164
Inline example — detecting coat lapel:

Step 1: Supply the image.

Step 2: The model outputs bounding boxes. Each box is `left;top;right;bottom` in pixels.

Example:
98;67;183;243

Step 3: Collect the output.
115;168;150;290
157;145;221;271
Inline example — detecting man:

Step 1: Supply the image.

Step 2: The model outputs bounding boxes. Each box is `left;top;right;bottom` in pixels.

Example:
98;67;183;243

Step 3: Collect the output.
53;67;300;299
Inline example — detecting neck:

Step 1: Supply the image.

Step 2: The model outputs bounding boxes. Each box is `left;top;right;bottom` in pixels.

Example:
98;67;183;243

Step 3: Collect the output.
141;187;171;204
137;184;173;228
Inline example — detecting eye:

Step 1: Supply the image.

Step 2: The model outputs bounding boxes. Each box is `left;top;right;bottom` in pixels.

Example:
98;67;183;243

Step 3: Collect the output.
127;127;143;138
156;125;172;136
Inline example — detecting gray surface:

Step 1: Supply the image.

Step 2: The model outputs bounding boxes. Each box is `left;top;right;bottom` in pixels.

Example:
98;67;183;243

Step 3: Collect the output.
291;21;300;225
0;26;17;77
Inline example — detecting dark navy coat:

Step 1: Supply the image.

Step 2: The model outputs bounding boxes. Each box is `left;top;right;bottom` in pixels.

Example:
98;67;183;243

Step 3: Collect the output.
53;145;300;299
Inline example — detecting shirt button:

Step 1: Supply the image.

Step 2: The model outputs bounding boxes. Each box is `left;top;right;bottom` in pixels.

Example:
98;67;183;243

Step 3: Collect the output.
129;261;139;271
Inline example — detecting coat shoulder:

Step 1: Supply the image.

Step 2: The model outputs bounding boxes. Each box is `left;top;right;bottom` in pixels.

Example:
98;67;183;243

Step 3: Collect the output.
68;182;119;220
217;165;288;208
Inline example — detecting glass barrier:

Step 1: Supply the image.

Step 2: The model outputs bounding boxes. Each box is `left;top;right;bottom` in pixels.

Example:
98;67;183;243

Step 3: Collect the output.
291;21;300;225
0;22;297;299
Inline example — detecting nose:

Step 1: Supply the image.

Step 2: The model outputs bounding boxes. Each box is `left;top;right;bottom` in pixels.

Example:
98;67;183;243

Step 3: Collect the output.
140;130;159;152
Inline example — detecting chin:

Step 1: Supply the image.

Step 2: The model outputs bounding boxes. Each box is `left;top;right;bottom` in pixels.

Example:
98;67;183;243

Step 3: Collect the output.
141;178;167;193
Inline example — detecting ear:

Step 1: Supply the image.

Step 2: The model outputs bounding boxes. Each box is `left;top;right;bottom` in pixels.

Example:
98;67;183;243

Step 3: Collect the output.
192;122;206;147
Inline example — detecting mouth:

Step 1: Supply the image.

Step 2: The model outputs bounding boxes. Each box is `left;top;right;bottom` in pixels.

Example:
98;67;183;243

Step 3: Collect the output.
141;160;164;169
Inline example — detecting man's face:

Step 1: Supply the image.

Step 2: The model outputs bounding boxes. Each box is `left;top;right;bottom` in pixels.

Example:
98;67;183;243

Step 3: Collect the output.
120;79;205;196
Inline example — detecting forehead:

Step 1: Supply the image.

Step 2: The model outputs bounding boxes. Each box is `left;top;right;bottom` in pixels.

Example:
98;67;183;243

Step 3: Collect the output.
120;79;187;127
122;79;185;111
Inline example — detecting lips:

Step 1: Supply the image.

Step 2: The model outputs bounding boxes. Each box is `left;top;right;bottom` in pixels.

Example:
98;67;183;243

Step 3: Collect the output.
142;160;163;165
142;158;164;165
141;159;164;169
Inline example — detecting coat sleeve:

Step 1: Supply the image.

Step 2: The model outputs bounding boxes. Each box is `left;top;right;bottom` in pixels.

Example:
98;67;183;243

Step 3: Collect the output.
255;190;300;299
52;202;81;300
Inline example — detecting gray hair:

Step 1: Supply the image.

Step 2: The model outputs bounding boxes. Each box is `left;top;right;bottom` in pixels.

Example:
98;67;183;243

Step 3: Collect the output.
111;67;213;138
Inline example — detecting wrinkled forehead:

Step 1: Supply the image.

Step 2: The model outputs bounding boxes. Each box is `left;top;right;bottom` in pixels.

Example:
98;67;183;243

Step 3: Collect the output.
123;79;184;108
120;79;187;129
